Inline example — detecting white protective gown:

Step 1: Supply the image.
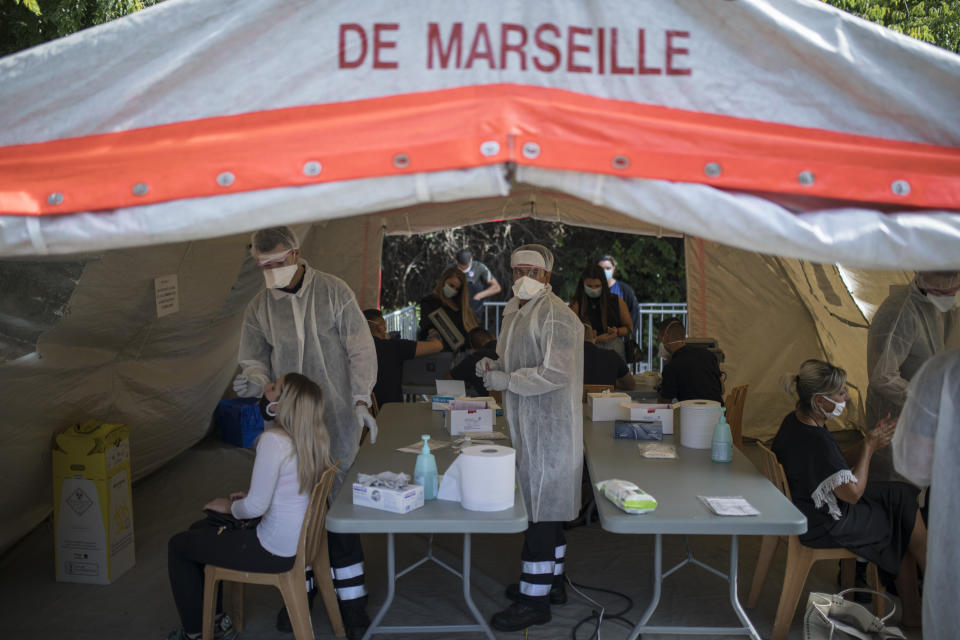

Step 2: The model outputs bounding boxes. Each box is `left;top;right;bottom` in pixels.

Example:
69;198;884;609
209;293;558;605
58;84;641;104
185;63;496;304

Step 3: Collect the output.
239;264;376;496
497;285;583;523
893;350;960;640
866;282;960;479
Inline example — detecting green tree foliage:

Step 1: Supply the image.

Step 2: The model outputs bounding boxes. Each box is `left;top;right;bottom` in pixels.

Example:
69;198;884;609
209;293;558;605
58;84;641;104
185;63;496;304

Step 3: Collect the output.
379;219;685;312
1;0;165;58
821;0;960;52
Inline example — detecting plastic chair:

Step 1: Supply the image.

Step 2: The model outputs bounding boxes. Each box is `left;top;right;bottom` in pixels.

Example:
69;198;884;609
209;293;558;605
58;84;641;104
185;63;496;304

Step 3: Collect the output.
202;465;344;639
724;384;748;450
747;443;882;640
582;384;614;403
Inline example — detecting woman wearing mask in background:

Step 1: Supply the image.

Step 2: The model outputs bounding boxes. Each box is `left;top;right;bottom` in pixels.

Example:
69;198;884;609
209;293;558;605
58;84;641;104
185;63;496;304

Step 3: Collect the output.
166;373;333;640
569;264;633;362
772;359;927;627
418;267;479;353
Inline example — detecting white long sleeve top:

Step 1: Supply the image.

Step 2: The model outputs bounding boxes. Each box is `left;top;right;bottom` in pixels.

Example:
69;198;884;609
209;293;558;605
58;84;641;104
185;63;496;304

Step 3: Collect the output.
230;429;307;557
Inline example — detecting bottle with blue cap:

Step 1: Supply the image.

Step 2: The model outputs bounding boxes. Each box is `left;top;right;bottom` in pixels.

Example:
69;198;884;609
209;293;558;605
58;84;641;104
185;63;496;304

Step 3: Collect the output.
711;407;733;462
413;434;438;500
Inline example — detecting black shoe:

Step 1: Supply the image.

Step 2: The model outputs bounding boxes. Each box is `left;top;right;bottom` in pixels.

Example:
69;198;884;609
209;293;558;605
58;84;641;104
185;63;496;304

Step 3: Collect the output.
275;582;318;632
491;600;551;632
341;605;370;640
505;581;567;605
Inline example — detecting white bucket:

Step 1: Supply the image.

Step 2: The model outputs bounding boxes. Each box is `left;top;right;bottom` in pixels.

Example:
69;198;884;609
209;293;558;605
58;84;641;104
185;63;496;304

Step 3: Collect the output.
676;399;721;449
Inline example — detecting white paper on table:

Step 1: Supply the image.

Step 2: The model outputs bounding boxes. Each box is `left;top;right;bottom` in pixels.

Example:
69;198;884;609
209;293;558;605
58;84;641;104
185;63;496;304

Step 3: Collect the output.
397;440;451;454
436;379;466;397
698;496;760;516
455;431;507;440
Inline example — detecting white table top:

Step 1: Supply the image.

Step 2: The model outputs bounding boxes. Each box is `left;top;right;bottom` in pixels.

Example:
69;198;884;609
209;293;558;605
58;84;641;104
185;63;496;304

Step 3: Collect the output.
326;403;528;534
583;414;806;536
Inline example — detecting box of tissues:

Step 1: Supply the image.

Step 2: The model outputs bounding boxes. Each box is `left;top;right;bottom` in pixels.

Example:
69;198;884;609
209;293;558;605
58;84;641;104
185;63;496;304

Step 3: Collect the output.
587;391;630;422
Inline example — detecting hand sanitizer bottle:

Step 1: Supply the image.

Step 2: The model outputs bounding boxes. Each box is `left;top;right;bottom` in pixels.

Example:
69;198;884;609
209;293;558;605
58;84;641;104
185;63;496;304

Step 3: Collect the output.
711;408;733;463
413;434;438;500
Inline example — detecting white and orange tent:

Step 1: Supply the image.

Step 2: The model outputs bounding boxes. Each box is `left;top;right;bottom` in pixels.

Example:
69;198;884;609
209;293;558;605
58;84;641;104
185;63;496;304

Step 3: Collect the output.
1;0;958;550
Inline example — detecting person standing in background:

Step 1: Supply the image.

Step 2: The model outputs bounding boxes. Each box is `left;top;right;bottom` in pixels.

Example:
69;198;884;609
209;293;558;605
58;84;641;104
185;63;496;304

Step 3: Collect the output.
866;270;960;480
454;248;501;319
598;255;639;332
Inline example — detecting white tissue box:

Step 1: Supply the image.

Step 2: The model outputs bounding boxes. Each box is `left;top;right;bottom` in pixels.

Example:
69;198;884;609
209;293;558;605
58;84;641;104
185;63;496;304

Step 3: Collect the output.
444;407;495;435
622;403;675;434
352;483;424;513
587;392;630;422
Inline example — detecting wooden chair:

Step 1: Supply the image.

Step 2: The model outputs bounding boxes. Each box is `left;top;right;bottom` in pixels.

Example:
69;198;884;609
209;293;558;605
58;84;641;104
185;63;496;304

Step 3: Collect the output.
724;384;748;450
582;384;614;403
202;465;345;639
747;443;882;640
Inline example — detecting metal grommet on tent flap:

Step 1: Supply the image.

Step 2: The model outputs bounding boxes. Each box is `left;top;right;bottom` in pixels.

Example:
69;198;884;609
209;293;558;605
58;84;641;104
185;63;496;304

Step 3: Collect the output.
216;172;235;187
480;141;500;157
132;182;149;196
393;154;410;169
797;171;815;186
891;180;911;196
47;192;64;205
522;142;541;159
612;155;630;170
302;161;322;177
704;162;722;178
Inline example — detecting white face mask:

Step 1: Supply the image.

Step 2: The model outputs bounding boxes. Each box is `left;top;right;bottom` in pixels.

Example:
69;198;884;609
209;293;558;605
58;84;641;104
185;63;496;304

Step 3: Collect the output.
927;293;957;313
658;343;670;361
443;284;460;299
603;268;614;281
583;284;602;299
264;264;299;289
819;395;846;418
512;276;545;300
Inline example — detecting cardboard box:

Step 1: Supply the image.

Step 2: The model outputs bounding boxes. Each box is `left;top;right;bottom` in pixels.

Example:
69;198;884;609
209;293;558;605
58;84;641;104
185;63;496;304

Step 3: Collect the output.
622;403;675;434
52;421;135;584
587;392;630;422
352;483;424;513
444;407;495;435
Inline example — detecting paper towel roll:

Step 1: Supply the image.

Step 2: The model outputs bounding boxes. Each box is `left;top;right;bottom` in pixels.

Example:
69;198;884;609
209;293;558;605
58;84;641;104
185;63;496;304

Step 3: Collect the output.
437;445;515;511
676;399;721;449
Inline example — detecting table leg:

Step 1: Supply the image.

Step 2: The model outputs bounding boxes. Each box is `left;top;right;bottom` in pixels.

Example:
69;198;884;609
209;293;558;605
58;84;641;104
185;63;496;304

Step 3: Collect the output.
361;533;396;640
461;533;495;640
727;535;761;640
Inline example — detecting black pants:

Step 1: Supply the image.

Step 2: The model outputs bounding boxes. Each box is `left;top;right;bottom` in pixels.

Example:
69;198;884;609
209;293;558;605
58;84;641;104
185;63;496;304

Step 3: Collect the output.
328;531;367;610
518;521;566;606
168;519;295;634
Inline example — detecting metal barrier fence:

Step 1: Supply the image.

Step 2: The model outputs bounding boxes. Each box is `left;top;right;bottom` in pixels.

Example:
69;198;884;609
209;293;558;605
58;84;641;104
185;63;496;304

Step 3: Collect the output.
385;300;687;372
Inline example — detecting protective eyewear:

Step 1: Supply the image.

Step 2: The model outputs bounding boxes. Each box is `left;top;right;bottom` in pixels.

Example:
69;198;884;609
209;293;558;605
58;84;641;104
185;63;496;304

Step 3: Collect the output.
512;265;545;279
256;249;295;267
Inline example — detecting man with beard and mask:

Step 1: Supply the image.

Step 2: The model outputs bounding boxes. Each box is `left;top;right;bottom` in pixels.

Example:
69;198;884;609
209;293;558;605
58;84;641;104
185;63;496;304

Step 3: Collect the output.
477;244;583;632
233;226;377;639
866;270;960;481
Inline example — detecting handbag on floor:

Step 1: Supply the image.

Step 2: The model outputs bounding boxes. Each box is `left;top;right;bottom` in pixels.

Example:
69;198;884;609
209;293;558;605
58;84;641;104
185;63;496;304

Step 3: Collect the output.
803;589;905;640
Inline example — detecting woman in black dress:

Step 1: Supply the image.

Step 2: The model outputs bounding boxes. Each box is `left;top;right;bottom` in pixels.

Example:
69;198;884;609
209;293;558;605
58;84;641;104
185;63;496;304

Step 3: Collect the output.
569;264;633;361
773;359;927;625
418;266;479;352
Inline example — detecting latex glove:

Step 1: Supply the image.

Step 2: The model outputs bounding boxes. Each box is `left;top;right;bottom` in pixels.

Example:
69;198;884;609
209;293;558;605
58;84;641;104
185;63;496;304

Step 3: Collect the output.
233;374;264;398
475;357;503;377
356;405;378;444
483;369;510;391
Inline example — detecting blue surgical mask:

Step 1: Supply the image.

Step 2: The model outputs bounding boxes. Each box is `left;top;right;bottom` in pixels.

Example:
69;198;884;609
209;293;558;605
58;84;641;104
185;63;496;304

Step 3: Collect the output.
603;268;614;281
443;284;459;299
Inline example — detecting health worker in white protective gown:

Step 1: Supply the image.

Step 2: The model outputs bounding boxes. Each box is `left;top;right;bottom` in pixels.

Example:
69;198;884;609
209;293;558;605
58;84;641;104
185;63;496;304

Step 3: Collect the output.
234;225;377;640
894;350;960;640
479;244;584;632
866;271;960;481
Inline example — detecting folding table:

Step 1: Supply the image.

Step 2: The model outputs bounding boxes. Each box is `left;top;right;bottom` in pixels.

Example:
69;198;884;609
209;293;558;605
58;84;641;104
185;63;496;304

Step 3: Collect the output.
326;403;527;640
583;416;806;639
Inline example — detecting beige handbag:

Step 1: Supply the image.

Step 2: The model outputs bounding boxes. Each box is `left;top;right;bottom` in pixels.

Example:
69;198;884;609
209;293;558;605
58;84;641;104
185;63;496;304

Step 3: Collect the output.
803;589;906;640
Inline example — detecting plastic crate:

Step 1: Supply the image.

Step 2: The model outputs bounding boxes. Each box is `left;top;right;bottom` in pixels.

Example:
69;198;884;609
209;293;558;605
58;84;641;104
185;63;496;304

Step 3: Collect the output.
215;398;265;447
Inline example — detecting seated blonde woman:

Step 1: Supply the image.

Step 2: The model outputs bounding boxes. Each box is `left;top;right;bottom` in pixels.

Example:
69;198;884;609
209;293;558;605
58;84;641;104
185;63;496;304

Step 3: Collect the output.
773;359;927;626
166;373;332;640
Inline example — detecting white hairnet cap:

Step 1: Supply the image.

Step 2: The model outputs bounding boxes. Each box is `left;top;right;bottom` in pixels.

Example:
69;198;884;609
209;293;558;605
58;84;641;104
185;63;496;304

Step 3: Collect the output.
251;226;301;256
916;271;960;290
511;244;554;271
